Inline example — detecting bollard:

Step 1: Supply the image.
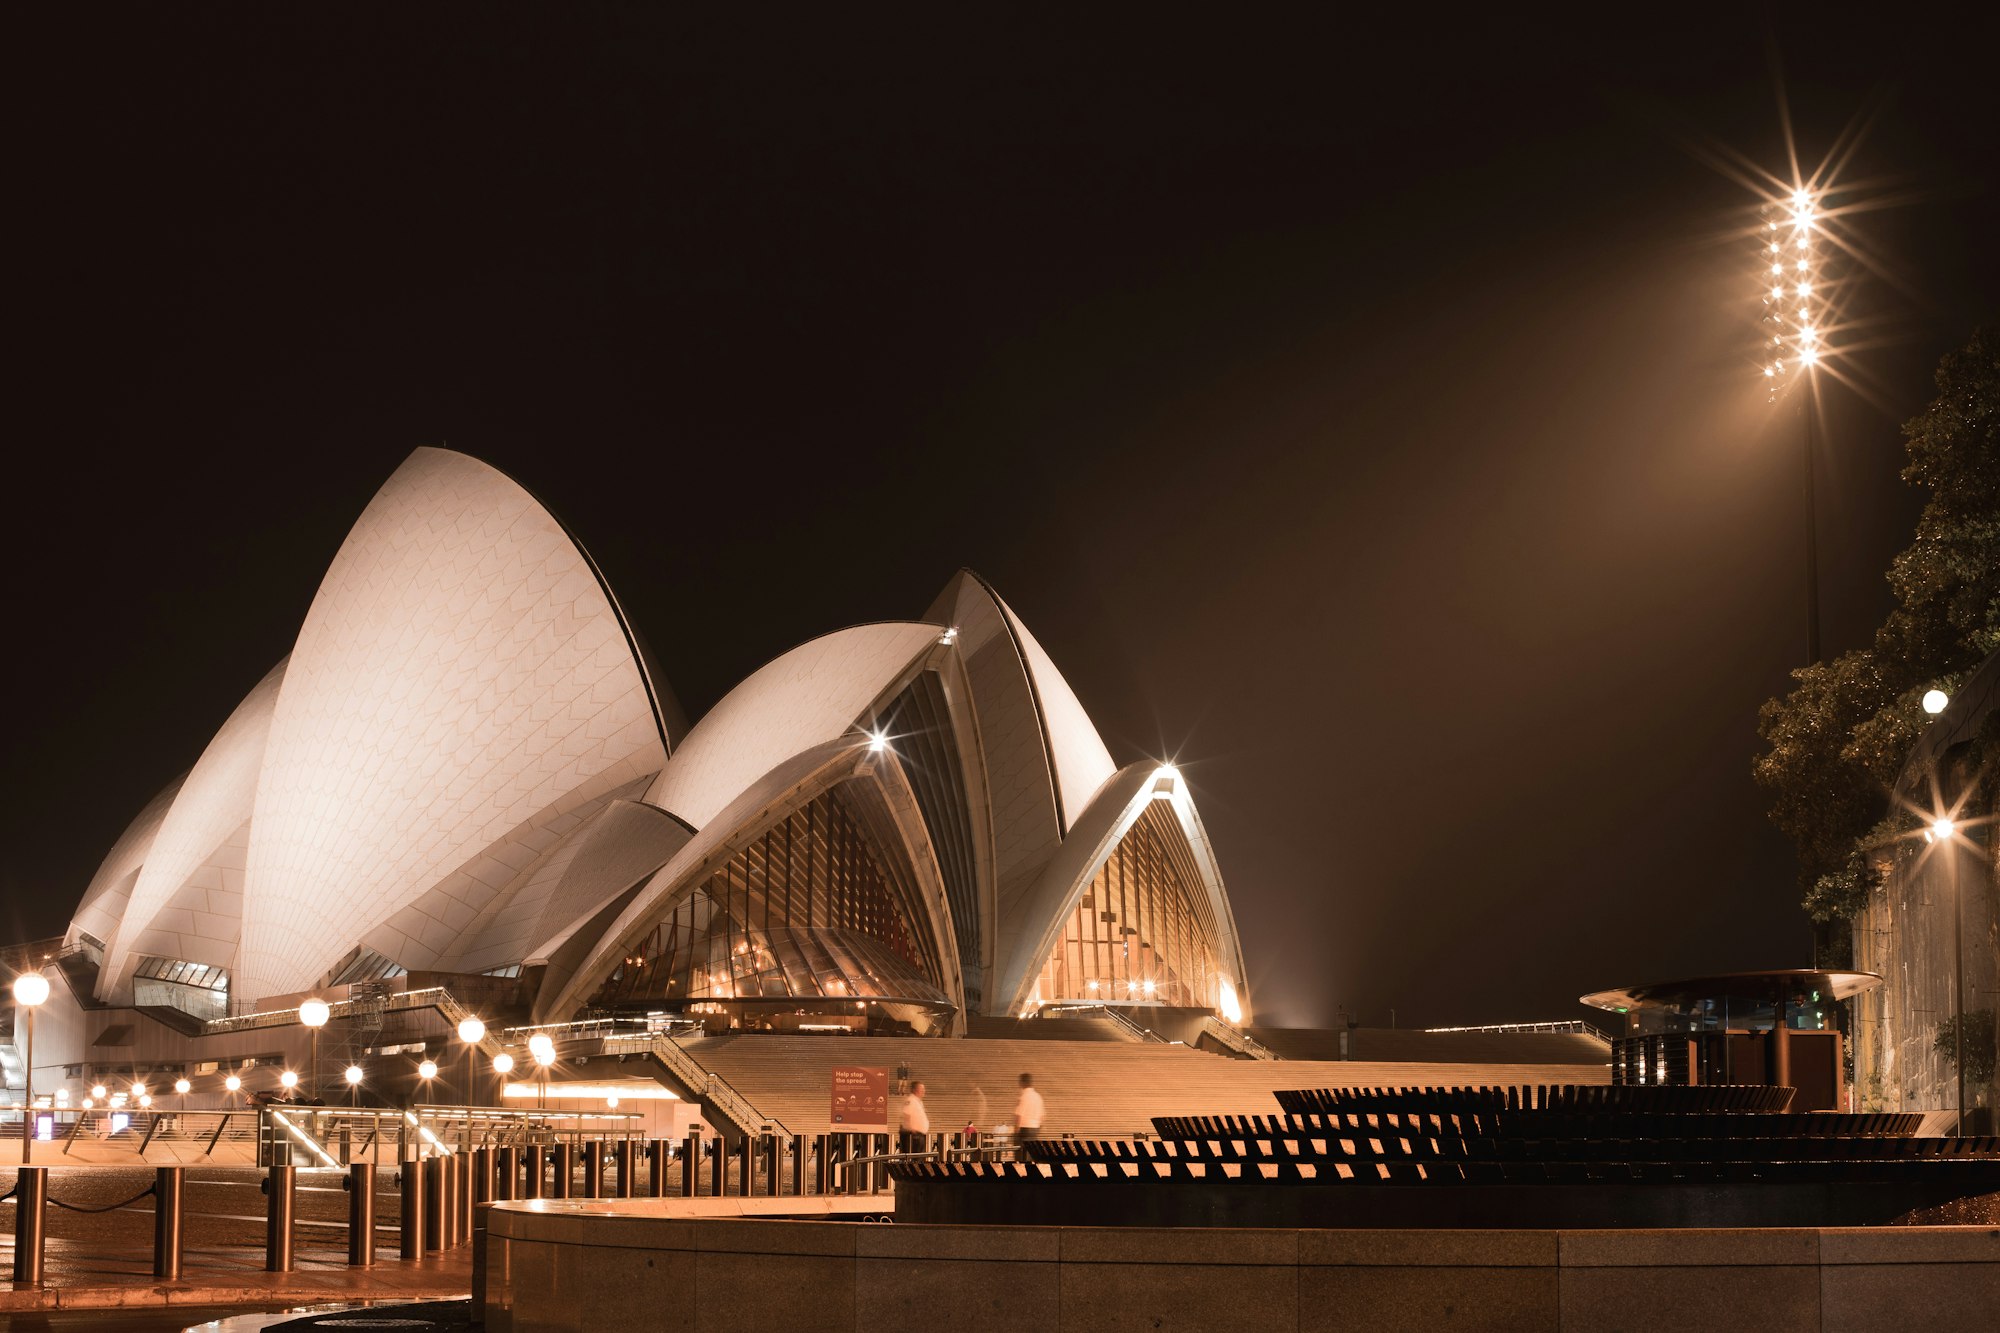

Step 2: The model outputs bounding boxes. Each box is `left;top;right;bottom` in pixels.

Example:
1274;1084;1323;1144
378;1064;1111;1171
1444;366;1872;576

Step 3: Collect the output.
154;1166;185;1280
12;1166;47;1285
523;1144;544;1200
423;1156;444;1254
682;1132;698;1197
710;1135;725;1197
764;1134;780;1195
581;1141;603;1198
792;1134;806;1195
265;1164;296;1272
400;1163;426;1259
495;1145;517;1201
473;1147;494;1208
735;1135;751;1196
551;1143;573;1199
648;1139;668;1197
442;1152;462;1249
814;1134;829;1195
614;1139;634;1198
458;1150;475;1245
347;1163;376;1267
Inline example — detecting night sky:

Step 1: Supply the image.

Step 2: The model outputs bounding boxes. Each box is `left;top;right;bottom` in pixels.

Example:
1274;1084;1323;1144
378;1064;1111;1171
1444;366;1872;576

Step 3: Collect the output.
8;9;1996;1028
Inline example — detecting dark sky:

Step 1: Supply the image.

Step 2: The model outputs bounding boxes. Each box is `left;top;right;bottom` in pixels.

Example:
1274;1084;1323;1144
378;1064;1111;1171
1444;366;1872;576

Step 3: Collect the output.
8;8;1996;1028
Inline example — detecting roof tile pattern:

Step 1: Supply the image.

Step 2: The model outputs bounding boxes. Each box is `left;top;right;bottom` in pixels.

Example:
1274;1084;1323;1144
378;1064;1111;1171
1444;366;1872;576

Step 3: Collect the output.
102;660;286;995
236;449;665;1004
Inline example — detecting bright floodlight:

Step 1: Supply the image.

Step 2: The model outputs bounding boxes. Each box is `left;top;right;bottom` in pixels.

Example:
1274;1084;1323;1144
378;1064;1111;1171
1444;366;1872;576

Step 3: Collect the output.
457;1016;486;1044
91;1084;107;1100
1932;817;1957;841
345;1065;364;1086
298;998;330;1028
1791;188;1812;209
492;1052;515;1076
279;1071;298;1089
132;1082;147;1097
1922;689;1949;715
867;731;889;753
11;973;49;1007
174;1079;191;1095
418;1060;438;1080
1800;348;1820;366
528;1033;556;1067
606;1093;620;1109
223;1075;241;1093
139;1095;153;1108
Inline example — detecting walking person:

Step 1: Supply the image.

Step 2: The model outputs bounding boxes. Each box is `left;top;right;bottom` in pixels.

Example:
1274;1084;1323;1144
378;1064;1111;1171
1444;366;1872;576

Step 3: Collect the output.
1013;1073;1044;1145
899;1081;929;1155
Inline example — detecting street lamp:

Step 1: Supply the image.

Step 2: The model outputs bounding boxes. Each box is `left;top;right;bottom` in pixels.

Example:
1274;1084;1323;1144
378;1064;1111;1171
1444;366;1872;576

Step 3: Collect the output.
279;1070;299;1100
299;998;330;1101
224;1074;241;1102
345;1065;364;1107
528;1034;555;1111
1923;689;1950;715
174;1078;191;1115
12;971;50;1163
456;1016;486;1150
1929;815;1970;1133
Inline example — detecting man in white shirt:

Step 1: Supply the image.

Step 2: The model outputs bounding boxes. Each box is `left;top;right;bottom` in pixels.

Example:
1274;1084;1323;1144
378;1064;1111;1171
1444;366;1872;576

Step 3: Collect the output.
899;1081;929;1154
1013;1072;1045;1143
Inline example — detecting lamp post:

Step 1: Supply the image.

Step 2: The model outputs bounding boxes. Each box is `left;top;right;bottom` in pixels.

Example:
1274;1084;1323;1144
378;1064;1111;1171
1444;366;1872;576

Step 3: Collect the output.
298;999;330;1102
1760;186;1828;666
280;1071;298;1101
13;972;50;1163
456;1017;485;1151
529;1034;555;1111
345;1065;364;1108
224;1074;241;1105
1931;817;1968;1133
174;1079;190;1116
493;1051;515;1104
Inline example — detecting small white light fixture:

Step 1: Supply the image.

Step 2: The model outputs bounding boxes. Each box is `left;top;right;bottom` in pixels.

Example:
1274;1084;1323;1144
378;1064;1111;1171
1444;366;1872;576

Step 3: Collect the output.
91;1084;108;1100
1931;817;1957;842
492;1052;516;1076
417;1060;438;1080
298;998;331;1029
132;1082;147;1098
223;1075;241;1094
139;1094;153;1109
279;1071;298;1090
528;1033;556;1068
344;1065;364;1087
939;626;959;646
457;1016;486;1045
867;731;889;754
174;1079;191;1096
1922;689;1949;715
12;973;50;1008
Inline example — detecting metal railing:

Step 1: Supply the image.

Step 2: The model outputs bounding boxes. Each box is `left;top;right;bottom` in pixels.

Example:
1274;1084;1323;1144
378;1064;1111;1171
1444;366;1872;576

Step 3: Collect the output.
1194;1015;1277;1061
1036;1002;1168;1044
1424;1019;1614;1043
600;1032;787;1137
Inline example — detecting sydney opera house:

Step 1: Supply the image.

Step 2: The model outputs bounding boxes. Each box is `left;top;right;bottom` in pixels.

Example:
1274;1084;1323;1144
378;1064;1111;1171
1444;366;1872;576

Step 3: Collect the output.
12;448;1253;1104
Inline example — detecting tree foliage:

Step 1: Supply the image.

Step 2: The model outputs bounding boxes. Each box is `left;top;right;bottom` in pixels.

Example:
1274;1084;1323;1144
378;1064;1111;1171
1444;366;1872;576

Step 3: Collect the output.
1935;1009;1998;1088
1755;328;2000;921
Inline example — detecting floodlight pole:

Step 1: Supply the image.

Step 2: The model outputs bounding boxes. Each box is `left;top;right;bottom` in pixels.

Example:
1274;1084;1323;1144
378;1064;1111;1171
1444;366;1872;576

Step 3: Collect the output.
1803;392;1821;666
19;1006;33;1164
1950;838;1966;1134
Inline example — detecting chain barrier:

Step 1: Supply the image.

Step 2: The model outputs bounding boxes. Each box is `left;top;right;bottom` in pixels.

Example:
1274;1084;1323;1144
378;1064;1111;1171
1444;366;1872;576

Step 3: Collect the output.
49;1182;158;1213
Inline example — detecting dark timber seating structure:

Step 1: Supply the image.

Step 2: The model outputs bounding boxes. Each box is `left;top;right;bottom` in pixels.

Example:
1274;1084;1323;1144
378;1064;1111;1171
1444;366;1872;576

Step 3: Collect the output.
890;1083;2000;1228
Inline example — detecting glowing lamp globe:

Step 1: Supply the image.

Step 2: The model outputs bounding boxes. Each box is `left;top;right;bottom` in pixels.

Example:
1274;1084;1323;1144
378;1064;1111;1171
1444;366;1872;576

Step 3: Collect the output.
1923;689;1949;715
279;1071;298;1090
1932;817;1957;841
418;1060;438;1080
174;1079;191;1096
12;973;50;1008
224;1075;241;1093
345;1066;364;1086
91;1085;108;1101
492;1053;515;1076
132;1083;147;1098
139;1095;153;1109
298;998;330;1029
457;1016;486;1044
528;1033;556;1067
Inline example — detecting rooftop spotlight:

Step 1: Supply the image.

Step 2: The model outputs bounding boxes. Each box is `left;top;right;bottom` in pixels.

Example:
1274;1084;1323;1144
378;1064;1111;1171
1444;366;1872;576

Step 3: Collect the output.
1922;689;1949;715
867;731;890;753
1931;817;1957;842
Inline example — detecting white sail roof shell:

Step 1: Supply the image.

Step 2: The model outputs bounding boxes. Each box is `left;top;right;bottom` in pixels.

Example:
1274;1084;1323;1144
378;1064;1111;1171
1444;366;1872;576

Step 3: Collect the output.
234;448;669;1004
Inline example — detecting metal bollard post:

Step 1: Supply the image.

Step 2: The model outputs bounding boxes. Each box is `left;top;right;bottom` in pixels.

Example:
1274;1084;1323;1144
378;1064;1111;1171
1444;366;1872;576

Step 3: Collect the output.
551;1143;572;1199
614;1139;634;1198
495;1145;517;1201
735;1136;751;1196
523;1144;544;1200
581;1141;603;1198
648;1139;668;1197
265;1163;296;1272
12;1167;47;1285
814;1134;829;1195
347;1163;376;1267
154;1166;185;1280
792;1134;805;1196
444;1152;463;1249
765;1134;779;1195
710;1135;725;1197
400;1164;426;1259
423;1156;443;1254
473;1147;494;1208
682;1132;698;1197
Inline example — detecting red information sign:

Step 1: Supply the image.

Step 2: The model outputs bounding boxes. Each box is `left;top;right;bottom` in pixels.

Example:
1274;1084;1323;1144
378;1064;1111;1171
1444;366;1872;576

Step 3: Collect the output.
830;1066;889;1129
